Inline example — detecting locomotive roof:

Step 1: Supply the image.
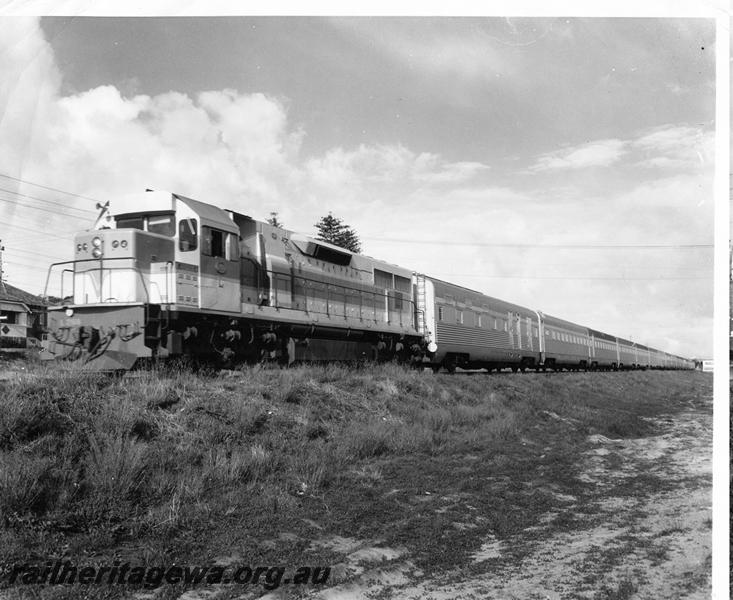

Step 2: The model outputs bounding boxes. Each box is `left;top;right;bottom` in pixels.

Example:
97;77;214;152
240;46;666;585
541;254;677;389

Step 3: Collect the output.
174;193;238;231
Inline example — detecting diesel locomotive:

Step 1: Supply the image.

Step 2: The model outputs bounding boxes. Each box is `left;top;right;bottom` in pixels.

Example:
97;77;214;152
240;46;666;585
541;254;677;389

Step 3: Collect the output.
39;189;694;372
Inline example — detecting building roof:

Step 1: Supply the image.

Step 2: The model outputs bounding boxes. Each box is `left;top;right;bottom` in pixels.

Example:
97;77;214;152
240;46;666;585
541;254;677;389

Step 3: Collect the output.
0;282;47;308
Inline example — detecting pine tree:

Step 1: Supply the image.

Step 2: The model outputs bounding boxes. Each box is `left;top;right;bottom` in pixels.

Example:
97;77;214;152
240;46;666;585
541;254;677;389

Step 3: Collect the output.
267;212;284;228
314;213;362;253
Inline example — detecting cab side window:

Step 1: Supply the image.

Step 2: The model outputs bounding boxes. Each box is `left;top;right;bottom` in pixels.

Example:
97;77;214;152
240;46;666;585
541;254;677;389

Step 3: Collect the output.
179;219;198;251
202;227;222;258
202;227;239;261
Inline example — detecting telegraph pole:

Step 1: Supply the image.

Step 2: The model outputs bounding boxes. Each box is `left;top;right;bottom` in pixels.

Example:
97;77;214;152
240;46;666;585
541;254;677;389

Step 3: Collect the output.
0;239;5;293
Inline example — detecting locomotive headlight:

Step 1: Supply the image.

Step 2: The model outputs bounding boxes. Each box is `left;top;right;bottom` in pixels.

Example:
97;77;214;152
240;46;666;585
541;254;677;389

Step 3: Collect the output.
92;236;102;248
65;308;74;317
76;243;82;252
428;341;438;353
92;247;103;259
111;240;119;248
82;243;88;251
121;240;128;248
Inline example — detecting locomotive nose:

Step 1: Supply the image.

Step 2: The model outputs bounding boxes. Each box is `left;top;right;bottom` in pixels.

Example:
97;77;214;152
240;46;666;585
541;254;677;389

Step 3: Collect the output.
75;230;136;259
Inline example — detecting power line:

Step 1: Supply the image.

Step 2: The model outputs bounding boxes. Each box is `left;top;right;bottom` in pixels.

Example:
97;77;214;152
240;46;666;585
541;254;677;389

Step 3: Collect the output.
429;272;712;281
4;246;69;260
366;238;712;250
3;256;49;271
0;187;96;215
0;194;94;220
0;172;101;204
1;222;80;241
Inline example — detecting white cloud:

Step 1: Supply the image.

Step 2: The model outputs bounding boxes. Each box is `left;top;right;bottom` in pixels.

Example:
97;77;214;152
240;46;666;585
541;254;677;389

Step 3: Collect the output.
530;139;628;171
528;124;713;173
0;17;713;359
630;124;713;170
306;144;488;188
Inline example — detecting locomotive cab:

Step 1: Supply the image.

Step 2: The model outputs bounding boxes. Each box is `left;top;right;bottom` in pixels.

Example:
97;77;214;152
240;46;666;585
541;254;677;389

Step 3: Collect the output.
48;190;243;312
40;191;247;369
71;190;244;313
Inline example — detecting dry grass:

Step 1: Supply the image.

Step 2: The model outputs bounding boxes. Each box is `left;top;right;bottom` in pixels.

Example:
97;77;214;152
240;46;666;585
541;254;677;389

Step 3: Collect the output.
0;361;710;598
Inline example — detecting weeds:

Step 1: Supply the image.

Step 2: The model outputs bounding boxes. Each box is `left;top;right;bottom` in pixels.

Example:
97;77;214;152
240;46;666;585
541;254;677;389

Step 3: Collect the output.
0;363;709;598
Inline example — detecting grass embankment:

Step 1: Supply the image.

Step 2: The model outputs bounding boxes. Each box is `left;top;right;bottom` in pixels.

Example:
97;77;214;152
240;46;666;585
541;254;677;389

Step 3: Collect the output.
0;363;710;599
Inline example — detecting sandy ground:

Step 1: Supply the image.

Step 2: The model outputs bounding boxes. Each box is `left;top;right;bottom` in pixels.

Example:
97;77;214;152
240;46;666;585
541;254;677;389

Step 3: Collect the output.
295;395;713;600
138;391;712;600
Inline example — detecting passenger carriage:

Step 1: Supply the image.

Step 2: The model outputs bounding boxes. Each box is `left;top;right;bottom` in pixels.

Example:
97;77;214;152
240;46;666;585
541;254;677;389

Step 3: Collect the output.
538;313;592;371
421;277;541;372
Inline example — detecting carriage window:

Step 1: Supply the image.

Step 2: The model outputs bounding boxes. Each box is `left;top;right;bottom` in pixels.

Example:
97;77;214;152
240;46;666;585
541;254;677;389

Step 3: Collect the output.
179;218;198;251
148;214;175;236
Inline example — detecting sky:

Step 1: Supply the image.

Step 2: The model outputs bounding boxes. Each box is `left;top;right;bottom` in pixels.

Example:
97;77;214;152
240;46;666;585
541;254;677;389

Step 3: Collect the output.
0;10;718;358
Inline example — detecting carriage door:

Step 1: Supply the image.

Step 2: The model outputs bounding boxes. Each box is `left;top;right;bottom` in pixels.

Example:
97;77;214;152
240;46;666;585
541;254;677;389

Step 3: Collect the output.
200;226;240;312
508;312;522;350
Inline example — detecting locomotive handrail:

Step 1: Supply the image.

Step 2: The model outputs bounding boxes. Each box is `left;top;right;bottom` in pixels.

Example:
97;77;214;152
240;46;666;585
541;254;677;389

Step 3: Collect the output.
44;258;154;306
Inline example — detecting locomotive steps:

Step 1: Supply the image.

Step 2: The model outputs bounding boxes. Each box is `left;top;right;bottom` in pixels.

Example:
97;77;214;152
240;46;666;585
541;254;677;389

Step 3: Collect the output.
0;362;712;599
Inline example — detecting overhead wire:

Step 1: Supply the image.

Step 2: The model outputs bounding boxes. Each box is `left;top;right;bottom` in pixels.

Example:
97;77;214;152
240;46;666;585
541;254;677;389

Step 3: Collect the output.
0;194;94;219
0;172;101;204
0;174;714;285
428;272;711;281
0;186;96;215
364;237;713;250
